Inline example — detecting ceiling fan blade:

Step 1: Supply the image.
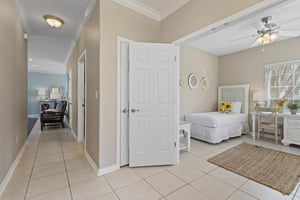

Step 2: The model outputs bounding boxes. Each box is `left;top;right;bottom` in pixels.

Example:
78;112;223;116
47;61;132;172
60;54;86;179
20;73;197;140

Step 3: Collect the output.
229;34;256;43
278;30;300;37
278;16;300;27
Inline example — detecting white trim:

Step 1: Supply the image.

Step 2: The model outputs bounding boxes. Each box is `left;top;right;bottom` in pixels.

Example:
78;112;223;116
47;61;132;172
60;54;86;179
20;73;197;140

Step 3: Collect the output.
64;0;97;65
13;0;30;34
69;128;77;141
85;152;120;176
160;0;190;20
265;59;300;67
77;50;87;151
98;164;120;176
112;0;160;21
112;0;190;21
117;37;133;167
28;114;39;118
175;46;180;164
84;151;99;175
173;0;293;45
0;141;28;197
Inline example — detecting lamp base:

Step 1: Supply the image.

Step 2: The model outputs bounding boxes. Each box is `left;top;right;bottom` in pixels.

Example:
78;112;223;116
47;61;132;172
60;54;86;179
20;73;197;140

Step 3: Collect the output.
255;102;265;108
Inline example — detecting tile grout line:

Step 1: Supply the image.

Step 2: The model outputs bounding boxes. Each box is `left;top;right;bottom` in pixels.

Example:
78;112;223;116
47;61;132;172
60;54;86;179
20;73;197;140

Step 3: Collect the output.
23;130;42;200
132;167;169;198
59;129;75;200
292;182;300;200
102;175;121;200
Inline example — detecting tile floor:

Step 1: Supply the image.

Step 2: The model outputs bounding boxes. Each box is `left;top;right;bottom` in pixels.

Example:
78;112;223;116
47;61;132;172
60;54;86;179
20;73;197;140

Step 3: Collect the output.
1;121;300;200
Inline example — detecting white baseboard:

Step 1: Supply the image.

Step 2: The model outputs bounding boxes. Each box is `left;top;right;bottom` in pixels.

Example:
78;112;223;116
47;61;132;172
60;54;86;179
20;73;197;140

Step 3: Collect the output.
85;151;100;175
28;114;39;118
98;164;120;176
0;140;28;197
69;128;77;140
84;151;120;176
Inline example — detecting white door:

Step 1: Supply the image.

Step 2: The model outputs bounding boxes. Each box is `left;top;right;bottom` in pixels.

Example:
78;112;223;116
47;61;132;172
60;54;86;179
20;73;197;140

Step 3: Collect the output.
78;51;86;142
120;41;130;166
129;42;178;167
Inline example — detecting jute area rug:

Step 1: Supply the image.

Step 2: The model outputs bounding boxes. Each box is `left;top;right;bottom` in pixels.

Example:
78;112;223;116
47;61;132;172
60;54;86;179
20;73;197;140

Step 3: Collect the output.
208;143;300;195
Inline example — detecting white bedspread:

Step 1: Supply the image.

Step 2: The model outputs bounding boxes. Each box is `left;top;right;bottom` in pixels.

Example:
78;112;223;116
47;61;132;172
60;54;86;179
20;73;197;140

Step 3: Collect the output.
185;112;247;128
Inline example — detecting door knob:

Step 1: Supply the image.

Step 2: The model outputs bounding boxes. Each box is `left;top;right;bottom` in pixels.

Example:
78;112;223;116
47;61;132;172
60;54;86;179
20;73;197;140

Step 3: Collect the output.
131;108;140;113
122;108;129;113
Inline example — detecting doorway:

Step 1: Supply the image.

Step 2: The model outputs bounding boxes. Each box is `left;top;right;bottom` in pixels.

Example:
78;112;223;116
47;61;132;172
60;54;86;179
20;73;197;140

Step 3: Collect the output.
77;50;86;144
67;70;72;130
117;37;179;167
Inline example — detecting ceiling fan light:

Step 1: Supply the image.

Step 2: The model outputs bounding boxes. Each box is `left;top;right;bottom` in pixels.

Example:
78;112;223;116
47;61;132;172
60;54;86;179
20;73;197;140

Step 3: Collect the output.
44;15;64;28
257;33;278;45
270;33;278;41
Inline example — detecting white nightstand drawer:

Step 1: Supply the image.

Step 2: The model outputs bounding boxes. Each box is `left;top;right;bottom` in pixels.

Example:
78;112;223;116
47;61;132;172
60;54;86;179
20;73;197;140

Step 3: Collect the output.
283;116;300;146
179;122;191;152
287;128;300;141
287;118;300;127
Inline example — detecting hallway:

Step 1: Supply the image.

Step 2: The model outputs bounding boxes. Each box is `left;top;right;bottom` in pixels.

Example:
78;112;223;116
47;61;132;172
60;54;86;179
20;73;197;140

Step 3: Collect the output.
1;122;300;200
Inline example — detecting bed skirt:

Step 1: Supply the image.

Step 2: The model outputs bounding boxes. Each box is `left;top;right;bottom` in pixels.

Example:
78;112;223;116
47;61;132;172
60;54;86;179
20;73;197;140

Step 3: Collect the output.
190;123;249;144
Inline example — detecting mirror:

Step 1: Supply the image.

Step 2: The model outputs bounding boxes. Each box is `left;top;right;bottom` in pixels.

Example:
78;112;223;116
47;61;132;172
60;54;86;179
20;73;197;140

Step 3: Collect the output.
201;77;209;90
188;73;199;89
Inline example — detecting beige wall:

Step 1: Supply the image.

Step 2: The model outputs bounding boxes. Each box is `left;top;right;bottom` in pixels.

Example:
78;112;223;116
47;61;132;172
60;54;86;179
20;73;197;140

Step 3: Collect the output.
66;49;78;134
161;0;263;42
99;0;161;168
65;0;273;170
0;0;27;184
66;1;100;166
180;46;219;120
219;36;300;111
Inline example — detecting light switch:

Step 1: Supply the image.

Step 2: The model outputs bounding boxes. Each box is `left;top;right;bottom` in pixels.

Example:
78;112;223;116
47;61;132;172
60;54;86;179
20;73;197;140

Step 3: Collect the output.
95;90;99;99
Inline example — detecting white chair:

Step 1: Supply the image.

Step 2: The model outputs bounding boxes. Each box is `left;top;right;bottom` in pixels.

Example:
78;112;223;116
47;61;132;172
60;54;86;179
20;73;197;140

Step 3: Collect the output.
256;107;283;144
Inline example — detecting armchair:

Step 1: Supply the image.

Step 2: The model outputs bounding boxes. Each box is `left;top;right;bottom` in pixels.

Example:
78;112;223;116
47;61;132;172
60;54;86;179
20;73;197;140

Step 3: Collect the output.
40;100;67;131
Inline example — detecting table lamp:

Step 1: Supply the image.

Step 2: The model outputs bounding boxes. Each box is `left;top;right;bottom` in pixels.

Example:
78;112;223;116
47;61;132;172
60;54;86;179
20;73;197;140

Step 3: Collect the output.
37;89;46;100
50;88;61;100
253;92;265;108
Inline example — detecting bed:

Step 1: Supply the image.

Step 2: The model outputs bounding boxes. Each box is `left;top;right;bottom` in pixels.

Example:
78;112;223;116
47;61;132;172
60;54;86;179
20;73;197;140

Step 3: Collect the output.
185;84;250;144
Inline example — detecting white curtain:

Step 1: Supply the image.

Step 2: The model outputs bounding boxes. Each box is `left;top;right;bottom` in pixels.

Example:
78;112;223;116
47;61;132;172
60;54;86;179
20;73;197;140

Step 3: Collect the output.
265;61;300;107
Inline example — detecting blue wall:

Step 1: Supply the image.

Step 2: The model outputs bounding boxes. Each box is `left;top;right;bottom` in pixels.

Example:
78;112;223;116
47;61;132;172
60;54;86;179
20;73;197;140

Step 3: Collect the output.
28;72;67;115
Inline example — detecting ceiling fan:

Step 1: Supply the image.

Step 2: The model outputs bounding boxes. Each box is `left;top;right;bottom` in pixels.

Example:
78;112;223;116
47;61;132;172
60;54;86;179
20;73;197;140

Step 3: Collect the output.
231;16;300;47
253;16;279;46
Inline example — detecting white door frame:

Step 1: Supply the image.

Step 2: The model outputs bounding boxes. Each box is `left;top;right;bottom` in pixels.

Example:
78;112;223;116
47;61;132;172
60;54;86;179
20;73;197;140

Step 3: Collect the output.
68;69;73;130
117;37;133;167
77;49;87;150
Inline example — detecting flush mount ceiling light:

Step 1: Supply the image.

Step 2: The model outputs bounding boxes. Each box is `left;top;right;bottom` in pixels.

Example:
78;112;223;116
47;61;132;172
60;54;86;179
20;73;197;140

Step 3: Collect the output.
44;15;64;28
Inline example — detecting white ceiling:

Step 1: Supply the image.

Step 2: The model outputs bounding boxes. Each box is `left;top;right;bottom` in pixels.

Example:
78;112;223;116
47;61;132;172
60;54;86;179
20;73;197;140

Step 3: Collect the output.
17;0;300;74
16;0;188;74
188;0;300;56
113;0;190;21
15;0;96;74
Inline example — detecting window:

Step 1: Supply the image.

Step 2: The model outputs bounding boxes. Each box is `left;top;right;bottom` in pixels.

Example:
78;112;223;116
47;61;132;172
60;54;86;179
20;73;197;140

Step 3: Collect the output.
265;61;300;107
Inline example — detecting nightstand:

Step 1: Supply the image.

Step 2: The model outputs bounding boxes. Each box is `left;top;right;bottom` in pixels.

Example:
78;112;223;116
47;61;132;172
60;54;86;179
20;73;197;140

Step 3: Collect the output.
179;122;191;152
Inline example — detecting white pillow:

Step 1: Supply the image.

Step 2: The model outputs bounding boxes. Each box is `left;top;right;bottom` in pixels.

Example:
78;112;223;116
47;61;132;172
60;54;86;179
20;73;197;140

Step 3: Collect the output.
231;102;242;114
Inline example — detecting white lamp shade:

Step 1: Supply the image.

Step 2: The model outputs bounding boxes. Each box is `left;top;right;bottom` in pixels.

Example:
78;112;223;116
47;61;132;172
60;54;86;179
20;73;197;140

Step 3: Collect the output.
37;89;46;96
253;92;265;101
50;88;61;99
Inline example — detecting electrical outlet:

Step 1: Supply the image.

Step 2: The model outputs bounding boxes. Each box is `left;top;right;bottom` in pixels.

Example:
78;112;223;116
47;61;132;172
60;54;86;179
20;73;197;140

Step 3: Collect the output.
16;136;18;144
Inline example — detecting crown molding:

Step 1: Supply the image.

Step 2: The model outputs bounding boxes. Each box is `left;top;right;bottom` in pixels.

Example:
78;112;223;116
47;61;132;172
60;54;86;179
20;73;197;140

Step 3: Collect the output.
161;0;190;20
13;0;30;34
112;0;160;21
